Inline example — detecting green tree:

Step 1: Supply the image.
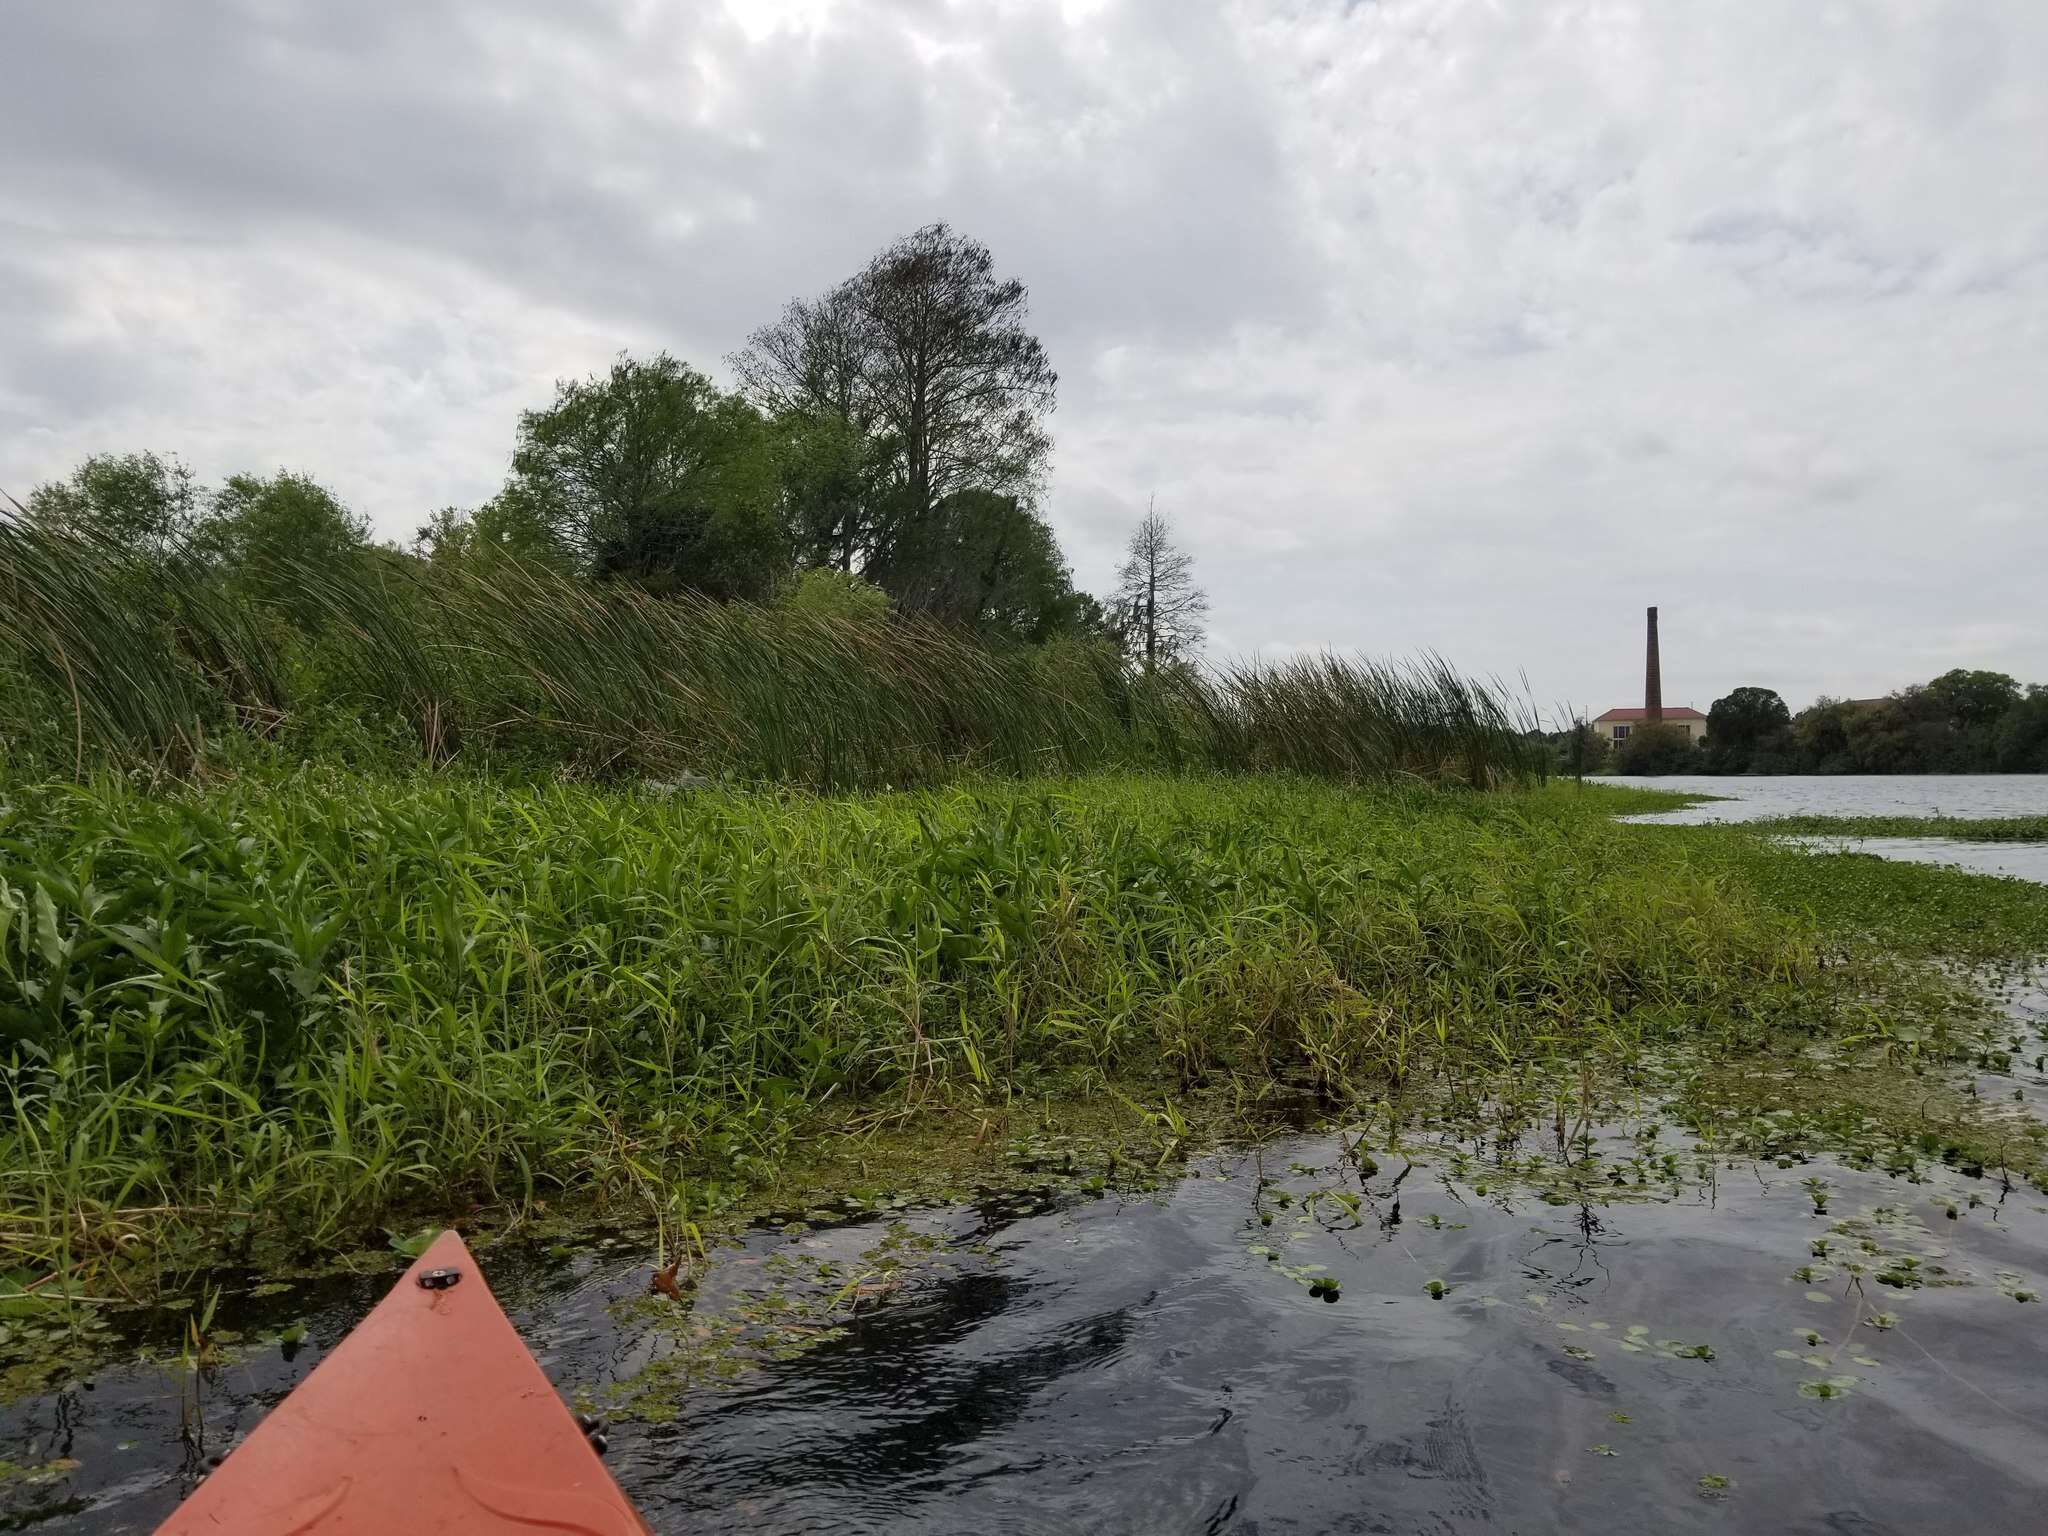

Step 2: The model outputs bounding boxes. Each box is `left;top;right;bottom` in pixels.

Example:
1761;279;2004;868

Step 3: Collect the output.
732;225;1058;607
781;567;893;623
414;489;573;574
1921;669;2021;731
206;471;368;564
849;224;1056;522
25;451;200;551
1702;685;1792;772
507;353;786;600
1992;689;2048;772
1558;722;1611;776
877;490;1084;642
1615;722;1696;775
200;471;370;610
774;410;893;573
1707;686;1792;750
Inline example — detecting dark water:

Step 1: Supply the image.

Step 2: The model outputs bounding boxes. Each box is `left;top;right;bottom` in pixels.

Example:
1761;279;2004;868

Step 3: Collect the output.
10;1094;2048;1535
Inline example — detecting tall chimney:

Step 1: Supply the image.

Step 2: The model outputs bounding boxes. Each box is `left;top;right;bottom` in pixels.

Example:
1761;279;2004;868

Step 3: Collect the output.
1644;605;1663;724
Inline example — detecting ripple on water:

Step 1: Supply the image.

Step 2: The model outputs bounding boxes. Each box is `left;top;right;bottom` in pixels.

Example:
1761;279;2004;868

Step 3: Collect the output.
9;1103;2048;1535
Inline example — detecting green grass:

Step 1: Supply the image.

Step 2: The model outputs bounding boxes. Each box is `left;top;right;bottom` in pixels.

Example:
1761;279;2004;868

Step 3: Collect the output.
1754;814;2048;843
5;766;2043;1290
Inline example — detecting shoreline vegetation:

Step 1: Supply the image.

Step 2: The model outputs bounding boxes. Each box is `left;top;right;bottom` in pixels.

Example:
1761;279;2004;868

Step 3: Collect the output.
0;513;2044;1318
1553;672;2048;777
0;524;1541;791
1752;814;2048;844
2;766;2045;1304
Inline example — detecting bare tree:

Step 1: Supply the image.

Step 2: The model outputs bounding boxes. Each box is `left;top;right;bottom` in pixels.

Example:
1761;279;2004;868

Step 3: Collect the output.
730;284;873;430
1114;500;1207;672
731;286;887;572
849;223;1056;521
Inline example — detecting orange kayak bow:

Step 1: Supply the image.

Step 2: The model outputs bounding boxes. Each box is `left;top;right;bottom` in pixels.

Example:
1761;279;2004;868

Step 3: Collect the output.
159;1230;649;1534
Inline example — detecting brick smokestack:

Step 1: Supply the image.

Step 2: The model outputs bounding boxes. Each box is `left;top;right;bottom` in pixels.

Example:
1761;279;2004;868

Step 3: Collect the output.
1644;605;1663;724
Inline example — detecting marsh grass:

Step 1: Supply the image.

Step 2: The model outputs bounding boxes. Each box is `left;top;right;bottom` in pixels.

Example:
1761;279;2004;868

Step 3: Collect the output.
1755;815;2048;844
7;765;2040;1291
4;527;2046;1296
0;523;1542;789
0;770;1853;1285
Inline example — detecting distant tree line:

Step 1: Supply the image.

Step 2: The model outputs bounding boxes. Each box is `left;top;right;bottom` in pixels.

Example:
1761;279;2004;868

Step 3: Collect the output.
1542;670;2048;777
1699;671;2048;775
14;224;1205;667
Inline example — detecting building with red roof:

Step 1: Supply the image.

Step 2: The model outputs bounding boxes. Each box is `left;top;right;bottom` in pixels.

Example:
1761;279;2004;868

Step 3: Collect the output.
1597;606;1708;744
1593;704;1707;745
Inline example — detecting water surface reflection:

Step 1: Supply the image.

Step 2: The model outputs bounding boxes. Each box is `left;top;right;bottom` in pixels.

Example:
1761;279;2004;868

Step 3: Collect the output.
11;1105;2048;1534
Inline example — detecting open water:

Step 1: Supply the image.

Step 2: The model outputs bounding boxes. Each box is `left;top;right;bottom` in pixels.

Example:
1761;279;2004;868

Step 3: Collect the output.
9;1076;2048;1535
1611;775;2048;886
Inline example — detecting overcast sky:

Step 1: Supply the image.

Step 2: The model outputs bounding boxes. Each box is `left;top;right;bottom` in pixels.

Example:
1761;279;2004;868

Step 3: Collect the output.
5;1;2044;716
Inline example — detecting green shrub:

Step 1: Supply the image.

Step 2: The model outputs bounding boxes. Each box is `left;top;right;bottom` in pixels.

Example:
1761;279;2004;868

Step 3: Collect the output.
1615;723;1697;776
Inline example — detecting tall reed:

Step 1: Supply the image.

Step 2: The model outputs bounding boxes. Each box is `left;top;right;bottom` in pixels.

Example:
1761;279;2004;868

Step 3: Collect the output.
0;522;1543;789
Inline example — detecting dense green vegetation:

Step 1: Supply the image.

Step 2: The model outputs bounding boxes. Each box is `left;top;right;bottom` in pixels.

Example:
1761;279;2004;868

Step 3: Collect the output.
3;226;2041;1328
4;770;2044;1293
1753;814;2048;843
1545;670;2048;777
0;522;1537;789
1613;721;1698;776
1620;672;2048;776
1;226;1537;792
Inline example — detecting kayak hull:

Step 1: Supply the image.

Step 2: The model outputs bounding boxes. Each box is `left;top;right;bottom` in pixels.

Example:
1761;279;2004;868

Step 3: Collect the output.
158;1230;648;1534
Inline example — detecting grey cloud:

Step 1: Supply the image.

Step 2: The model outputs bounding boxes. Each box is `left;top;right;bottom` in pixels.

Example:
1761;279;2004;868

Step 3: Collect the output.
3;0;2045;714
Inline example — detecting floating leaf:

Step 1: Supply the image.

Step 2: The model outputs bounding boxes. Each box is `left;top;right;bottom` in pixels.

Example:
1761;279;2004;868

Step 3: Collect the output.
1799;1377;1856;1399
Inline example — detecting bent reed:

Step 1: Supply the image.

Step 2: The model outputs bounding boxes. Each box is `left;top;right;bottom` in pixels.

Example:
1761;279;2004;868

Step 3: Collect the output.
4;527;2044;1296
0;523;1539;790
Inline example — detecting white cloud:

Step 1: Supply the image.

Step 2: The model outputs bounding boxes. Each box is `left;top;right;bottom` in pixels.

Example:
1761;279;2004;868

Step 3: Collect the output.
3;0;2043;713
